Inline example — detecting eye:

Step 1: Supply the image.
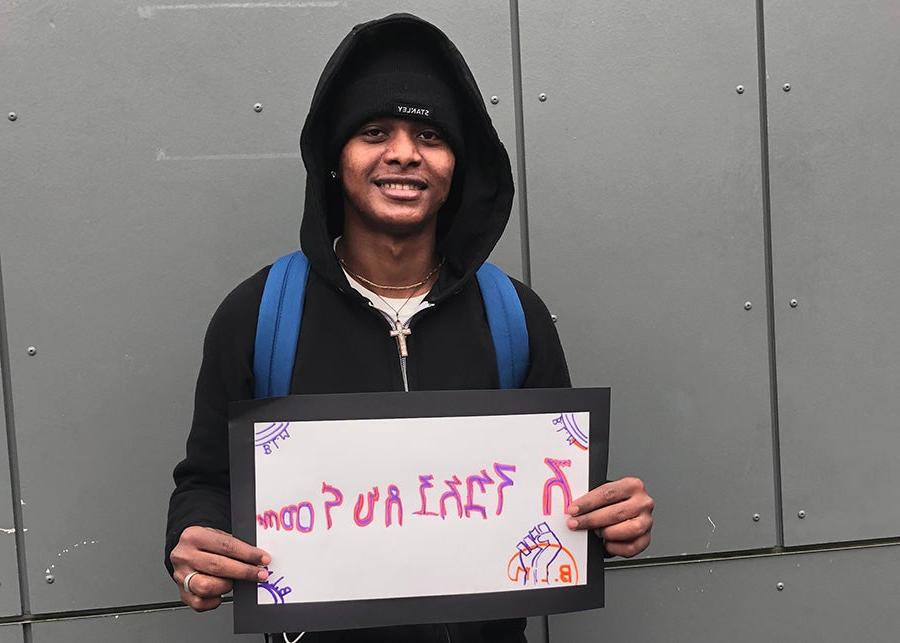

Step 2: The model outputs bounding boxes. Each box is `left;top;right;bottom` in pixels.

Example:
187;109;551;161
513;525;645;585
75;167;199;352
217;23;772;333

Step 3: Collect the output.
358;125;387;139
417;129;443;143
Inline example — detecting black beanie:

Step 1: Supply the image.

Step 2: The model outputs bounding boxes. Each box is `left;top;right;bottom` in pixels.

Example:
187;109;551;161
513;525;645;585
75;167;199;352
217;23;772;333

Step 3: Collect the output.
326;39;465;167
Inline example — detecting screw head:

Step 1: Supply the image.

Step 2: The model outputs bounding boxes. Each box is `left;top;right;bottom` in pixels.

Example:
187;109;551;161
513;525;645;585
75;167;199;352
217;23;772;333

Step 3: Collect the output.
26;346;37;356
783;83;791;92
776;582;784;591
253;103;263;113
550;314;559;323
752;513;761;522
46;574;55;584
538;93;548;102
798;510;806;519
736;85;745;94
490;95;499;105
744;301;753;311
790;299;798;308
8;112;17;121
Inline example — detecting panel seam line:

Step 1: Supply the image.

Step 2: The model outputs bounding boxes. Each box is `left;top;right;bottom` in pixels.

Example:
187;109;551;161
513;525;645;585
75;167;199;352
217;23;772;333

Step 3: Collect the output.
509;0;532;288
755;0;785;548
0;255;34;623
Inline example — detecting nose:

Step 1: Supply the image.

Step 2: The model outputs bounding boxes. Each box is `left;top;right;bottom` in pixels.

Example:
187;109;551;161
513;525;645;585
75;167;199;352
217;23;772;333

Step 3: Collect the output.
383;129;422;168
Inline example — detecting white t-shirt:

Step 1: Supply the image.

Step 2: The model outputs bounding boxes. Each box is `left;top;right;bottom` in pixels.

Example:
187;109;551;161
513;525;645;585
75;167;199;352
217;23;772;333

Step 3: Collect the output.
342;268;431;326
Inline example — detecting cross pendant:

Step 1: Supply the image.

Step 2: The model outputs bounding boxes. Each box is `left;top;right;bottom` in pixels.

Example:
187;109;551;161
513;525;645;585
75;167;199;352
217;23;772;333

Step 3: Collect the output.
389;318;412;358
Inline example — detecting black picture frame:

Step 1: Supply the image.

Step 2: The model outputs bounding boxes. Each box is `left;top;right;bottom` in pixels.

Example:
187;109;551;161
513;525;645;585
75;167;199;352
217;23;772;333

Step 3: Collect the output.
229;387;609;634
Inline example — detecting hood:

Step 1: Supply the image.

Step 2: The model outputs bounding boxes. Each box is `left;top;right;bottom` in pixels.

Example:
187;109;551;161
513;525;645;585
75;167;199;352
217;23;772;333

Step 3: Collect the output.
298;13;515;302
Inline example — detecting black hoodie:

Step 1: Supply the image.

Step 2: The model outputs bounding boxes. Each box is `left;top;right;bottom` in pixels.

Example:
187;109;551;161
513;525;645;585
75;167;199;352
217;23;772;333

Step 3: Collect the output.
166;13;570;643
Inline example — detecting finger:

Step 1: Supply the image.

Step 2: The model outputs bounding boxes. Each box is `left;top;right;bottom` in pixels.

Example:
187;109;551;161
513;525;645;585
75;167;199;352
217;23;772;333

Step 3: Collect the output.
190;550;270;582
179;587;223;612
186;527;271;565
598;514;653;542
603;532;652;559
568;477;645;515
175;571;234;598
566;495;646;530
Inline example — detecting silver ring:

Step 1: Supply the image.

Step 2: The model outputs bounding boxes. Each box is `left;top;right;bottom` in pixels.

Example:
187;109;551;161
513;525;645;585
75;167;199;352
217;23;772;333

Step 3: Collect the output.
183;570;200;594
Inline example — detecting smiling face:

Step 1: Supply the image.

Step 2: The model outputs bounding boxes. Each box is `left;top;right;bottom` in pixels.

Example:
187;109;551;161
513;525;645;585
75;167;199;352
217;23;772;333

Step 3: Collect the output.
338;117;456;236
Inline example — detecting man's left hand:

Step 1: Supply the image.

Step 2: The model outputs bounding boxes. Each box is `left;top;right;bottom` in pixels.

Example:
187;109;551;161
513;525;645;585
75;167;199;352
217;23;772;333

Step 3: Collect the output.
566;477;654;558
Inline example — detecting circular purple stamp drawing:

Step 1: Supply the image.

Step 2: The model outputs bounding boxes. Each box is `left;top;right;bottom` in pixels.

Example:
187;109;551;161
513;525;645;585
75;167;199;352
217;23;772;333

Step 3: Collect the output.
255;422;292;455
552;413;589;450
257;569;293;604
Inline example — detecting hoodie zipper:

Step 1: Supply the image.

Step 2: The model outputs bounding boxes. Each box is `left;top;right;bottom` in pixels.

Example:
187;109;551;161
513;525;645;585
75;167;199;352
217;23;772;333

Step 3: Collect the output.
365;301;434;392
396;304;434;392
399;353;410;392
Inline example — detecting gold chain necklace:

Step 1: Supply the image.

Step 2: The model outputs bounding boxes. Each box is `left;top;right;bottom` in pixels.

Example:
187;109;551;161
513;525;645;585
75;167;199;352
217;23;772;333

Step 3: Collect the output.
337;253;441;358
338;256;444;291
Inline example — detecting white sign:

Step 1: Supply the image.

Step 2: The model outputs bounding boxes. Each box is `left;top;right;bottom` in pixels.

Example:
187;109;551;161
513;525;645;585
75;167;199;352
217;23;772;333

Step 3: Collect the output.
253;412;591;605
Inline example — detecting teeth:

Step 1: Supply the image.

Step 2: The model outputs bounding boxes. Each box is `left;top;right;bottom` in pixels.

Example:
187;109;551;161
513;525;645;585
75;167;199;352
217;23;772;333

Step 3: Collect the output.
381;182;420;191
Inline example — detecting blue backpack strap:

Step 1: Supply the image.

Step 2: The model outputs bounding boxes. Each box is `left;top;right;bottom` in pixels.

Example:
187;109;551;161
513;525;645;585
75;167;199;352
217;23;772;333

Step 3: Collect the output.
476;263;530;389
254;251;310;398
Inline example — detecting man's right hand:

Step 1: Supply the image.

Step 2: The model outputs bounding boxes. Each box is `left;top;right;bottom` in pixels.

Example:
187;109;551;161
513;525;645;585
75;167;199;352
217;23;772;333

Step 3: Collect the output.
169;526;271;612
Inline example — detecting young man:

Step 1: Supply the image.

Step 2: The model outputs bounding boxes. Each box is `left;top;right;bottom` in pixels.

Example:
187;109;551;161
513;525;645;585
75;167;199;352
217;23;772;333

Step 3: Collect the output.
166;13;654;643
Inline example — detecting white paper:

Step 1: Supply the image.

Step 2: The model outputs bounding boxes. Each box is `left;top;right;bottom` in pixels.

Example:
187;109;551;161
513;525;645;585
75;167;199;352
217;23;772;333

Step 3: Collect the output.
253;412;590;605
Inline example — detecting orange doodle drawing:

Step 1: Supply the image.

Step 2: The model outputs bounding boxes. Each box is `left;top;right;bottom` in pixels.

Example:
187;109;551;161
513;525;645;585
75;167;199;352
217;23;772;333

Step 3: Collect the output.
507;522;579;586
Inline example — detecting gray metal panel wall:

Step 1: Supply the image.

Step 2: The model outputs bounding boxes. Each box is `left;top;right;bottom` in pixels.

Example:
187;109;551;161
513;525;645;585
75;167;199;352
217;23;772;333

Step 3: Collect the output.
524;616;546;643
31;604;257;642
0;0;521;614
0;356;22;616
0;624;24;643
549;544;900;642
2;0;899;639
518;0;775;557
765;1;900;545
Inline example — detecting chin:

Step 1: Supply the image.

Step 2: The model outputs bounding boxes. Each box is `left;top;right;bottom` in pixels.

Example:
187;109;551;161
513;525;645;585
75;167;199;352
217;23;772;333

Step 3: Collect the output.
365;210;436;236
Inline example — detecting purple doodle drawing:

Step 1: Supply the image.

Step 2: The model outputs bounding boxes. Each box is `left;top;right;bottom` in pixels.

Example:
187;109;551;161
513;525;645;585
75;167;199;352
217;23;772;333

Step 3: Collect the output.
552;414;589;450
257;567;293;604
255;421;291;455
516;522;562;585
